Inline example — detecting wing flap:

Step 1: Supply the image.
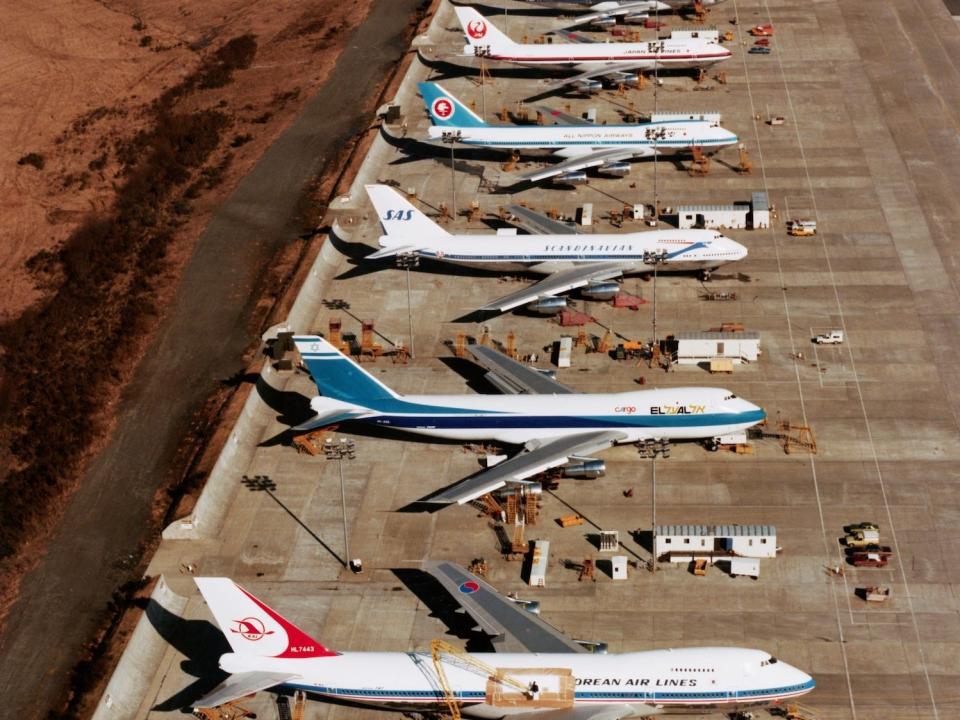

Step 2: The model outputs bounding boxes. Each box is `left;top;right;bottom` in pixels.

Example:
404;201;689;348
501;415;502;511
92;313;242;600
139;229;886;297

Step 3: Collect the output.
514;704;664;720
519;149;638;184
480;262;628;313
429;430;627;505
424;561;588;653
504;204;579;235
466;344;574;395
193;671;297;709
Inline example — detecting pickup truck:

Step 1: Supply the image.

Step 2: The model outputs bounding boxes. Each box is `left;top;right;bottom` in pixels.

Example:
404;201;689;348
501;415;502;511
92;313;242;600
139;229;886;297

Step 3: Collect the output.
813;330;843;344
845;522;879;533
851;552;890;568
846;544;892;555
845;530;881;547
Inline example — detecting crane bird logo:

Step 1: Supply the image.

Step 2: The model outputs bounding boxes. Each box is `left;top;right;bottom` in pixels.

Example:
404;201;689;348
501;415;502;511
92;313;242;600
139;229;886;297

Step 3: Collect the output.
466;19;487;40
230;617;275;641
431;97;454;120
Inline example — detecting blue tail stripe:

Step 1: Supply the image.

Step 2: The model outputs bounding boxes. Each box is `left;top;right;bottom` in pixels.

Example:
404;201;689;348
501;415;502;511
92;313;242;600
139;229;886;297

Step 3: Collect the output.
419;82;486;128
299;356;396;406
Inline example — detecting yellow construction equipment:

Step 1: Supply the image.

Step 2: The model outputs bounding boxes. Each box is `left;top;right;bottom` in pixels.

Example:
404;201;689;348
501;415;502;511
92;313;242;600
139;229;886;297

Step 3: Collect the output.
468;558;489;577
468;200;482;222
688;146;710;176
431;640;532;720
292;691;307;720
738;144;753;174
479;326;491;346
501;152;520;172
579;558;596;582
359;320;383;362
498;106;509;122
596;330;612;354
692;0;708;21
477;493;504;519
393;342;409;364
574;327;589;349
328;317;350;354
455;332;468;358
558;514;584;528
192;702;255;720
778;420;818;454
292;429;331;456
781;703;819;720
716;70;728;84
505;331;518;360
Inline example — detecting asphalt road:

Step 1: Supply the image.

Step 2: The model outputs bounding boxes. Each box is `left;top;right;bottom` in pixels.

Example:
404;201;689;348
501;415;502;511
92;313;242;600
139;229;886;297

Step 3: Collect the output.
0;2;423;716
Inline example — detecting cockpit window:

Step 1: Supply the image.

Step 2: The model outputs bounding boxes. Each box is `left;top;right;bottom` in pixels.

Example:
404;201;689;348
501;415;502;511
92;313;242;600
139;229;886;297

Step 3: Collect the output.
723;394;737;400
760;657;778;667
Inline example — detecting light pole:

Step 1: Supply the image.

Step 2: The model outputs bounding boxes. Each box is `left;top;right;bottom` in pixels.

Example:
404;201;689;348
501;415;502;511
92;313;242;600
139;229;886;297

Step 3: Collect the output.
644;249;667;344
440;130;462;219
395;252;419;359
324;437;356;570
474;45;492;121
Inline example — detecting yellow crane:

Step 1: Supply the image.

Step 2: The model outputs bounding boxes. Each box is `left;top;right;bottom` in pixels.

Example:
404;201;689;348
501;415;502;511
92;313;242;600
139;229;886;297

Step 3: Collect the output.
430;639;531;720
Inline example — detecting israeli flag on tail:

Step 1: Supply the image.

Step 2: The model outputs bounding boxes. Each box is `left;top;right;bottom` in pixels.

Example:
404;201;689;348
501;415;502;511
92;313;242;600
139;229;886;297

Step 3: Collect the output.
294;336;399;407
419;82;487;128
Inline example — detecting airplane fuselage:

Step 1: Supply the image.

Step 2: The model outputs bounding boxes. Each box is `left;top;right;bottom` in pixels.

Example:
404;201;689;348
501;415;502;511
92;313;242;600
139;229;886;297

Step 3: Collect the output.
380;228;745;274
333;387;764;444
467;40;731;71
219;647;813;716
427;120;736;154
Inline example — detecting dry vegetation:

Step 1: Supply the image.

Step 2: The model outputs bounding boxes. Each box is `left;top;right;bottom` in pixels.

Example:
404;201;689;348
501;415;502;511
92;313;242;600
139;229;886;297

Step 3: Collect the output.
0;0;374;624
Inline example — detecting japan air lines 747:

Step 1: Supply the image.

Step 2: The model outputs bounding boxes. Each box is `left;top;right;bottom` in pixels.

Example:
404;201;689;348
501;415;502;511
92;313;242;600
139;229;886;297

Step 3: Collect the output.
190;563;815;717
453;7;730;92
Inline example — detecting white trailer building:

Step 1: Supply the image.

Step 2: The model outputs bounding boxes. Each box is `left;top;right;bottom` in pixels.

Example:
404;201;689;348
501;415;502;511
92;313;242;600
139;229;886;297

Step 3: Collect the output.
674;331;760;365
655;524;777;563
668;27;721;42
529;539;550;587
673;192;770;230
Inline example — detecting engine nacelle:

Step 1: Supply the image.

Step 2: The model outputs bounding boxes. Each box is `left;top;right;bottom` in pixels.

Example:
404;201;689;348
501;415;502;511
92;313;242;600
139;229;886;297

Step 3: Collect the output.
528;296;568;314
496;482;543;498
582;281;621;300
588;16;617;29
572;79;603;94
609;72;641;88
574;639;609;654
562;458;606;479
623;12;649;24
553;171;589;185
597;161;631;177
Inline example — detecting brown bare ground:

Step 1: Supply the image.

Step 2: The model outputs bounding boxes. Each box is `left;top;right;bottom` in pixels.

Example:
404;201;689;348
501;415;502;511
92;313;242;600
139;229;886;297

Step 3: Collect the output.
0;0;373;621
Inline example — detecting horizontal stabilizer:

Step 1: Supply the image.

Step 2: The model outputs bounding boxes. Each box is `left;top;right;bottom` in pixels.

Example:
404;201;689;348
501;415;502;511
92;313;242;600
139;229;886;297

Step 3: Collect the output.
193;671;297;709
365;244;423;260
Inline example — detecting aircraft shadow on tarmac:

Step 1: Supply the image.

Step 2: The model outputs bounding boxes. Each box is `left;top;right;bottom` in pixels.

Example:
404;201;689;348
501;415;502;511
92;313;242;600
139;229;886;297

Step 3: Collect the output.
392;568;497;652
145;599;230;712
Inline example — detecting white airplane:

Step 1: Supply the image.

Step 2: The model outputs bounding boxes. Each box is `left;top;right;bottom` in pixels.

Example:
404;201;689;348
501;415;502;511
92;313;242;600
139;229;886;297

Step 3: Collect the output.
191;563;815;715
364;184;746;313
418;82;738;184
289;335;764;505
510;0;728;28
453;7;730;91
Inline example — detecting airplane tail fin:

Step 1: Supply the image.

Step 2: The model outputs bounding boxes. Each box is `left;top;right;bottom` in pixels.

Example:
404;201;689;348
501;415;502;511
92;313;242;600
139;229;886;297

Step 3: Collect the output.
195;578;338;659
293;335;400;407
454;6;517;52
419;82;487;128
365;184;450;239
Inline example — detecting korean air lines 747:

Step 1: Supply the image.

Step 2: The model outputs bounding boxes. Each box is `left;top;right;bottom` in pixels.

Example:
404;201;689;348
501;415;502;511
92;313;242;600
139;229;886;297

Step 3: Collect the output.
418;82;738;184
191;562;815;716
365;184;746;313
289;335;765;505
454;7;730;92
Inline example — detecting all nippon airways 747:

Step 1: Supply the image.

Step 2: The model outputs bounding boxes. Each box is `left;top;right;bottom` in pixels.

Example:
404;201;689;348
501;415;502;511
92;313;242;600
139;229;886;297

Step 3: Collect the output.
418;81;738;184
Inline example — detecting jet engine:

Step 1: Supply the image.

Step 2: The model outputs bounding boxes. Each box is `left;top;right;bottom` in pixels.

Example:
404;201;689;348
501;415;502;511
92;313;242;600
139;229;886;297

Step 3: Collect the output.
572;79;603;94
623;12;649;23
528;296;568;314
588;16;617;29
562;458;606;478
597;161;631;177
609;71;640;87
553;171;589;185
582;281;621;300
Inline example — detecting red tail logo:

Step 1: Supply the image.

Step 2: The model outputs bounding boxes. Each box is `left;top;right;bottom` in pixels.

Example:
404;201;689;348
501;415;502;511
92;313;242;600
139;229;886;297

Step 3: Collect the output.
230;617;275;641
467;19;487;39
432;98;454;120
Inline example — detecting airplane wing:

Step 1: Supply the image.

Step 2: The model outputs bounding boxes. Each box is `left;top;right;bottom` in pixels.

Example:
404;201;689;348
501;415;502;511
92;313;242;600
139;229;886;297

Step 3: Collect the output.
534;105;587;126
193;671;299;708
573;0;669;24
480;261;628;312
466;344;574;395
424;561;588;653
366;244;422;260
504;204;579;235
514;704;664;720
545;64;650;90
518;148;645;184
291;398;372;433
429;430;627;504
